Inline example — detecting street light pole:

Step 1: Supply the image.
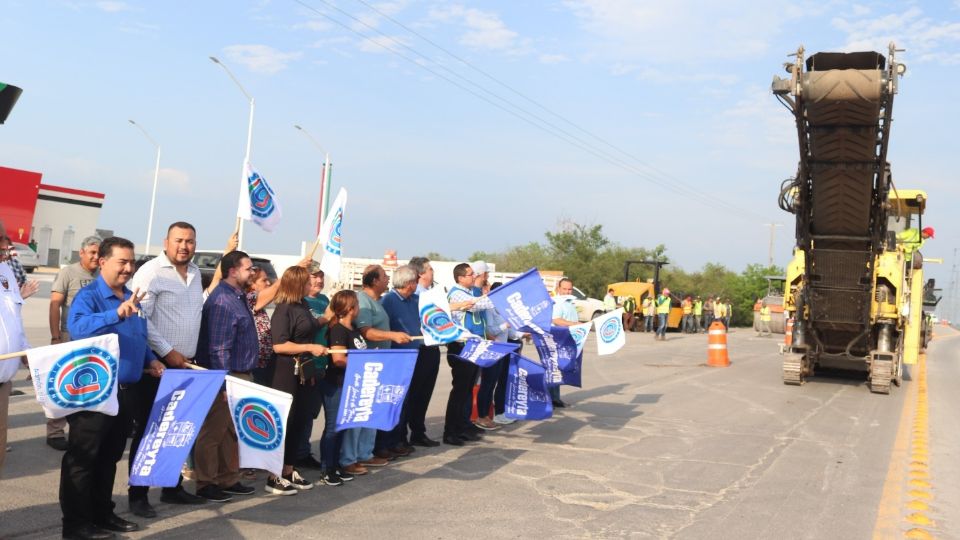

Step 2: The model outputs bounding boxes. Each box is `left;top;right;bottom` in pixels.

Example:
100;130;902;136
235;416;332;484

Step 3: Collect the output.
293;124;331;235
210;56;254;251
764;223;784;267
128;119;161;257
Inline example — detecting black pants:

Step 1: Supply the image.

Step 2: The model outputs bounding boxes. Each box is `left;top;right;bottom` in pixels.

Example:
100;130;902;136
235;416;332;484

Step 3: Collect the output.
407;346;440;439
61;388;132;530
444;343;478;438
126;375;182;501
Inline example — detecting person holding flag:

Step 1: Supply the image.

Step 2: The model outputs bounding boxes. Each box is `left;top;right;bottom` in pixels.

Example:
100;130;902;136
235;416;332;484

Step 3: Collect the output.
443;263;491;446
323;290;366;483
550;278;580;408
62;237;165;540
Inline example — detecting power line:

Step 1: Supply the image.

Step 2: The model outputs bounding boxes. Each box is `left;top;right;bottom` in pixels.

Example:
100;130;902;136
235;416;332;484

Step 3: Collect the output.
292;0;771;221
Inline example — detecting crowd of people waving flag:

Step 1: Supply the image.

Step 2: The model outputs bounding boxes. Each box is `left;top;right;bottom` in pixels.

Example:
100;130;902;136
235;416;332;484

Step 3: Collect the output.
0;182;628;538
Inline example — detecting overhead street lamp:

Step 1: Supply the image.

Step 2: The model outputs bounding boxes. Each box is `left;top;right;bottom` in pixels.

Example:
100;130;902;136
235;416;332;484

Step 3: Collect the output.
210;55;255;250
128;119;161;257
294;124;332;236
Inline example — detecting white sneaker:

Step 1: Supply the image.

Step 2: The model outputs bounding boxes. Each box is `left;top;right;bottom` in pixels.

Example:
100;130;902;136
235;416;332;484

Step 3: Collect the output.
285;469;314;490
493;414;515;425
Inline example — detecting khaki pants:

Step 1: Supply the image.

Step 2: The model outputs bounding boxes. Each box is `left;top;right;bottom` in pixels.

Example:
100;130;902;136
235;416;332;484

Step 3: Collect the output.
193;395;240;490
194;372;250;489
0;381;9;474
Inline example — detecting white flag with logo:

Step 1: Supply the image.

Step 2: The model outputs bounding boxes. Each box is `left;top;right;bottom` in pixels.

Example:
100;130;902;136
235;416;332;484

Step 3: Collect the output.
315;187;347;282
26;334;121;418
593;309;625;356
568;321;592;356
226;376;292;477
240;161;282;232
418;287;469;346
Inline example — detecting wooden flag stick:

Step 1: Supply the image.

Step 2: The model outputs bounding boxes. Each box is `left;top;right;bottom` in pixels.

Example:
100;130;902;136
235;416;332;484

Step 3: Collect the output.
0;350;27;362
307;236;322;260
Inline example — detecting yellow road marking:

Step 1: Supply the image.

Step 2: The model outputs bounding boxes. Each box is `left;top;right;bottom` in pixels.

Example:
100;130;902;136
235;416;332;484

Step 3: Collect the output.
873;352;935;539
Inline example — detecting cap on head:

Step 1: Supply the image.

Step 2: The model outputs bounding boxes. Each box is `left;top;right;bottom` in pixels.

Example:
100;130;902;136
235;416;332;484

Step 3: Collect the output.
470;260;489;275
922;226;935;239
308;261;322;275
662;288;670;295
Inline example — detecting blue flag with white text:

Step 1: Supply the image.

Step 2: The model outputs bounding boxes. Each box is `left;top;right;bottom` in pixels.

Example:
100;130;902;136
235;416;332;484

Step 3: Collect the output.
527;325;578;385
505;354;553;420
454;338;519;367
336;349;418;431
486;268;554;333
129;369;227;487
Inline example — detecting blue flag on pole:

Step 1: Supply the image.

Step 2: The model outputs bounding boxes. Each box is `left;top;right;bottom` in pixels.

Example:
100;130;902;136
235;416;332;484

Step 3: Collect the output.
336;349;418;431
454;338;519;367
527;325;579;385
129;369;227;487
486;268;554;333
560;349;583;388
504;354;553;420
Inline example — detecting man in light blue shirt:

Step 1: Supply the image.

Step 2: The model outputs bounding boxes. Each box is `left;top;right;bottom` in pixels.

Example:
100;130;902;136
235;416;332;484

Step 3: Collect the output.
551;278;580;408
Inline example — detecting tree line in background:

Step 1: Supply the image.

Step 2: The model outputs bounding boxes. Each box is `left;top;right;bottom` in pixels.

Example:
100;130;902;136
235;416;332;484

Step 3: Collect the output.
469;223;785;327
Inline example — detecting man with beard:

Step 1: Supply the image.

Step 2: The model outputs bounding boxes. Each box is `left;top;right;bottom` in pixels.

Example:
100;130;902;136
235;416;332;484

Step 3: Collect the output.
193;250;259;502
127;223;208;516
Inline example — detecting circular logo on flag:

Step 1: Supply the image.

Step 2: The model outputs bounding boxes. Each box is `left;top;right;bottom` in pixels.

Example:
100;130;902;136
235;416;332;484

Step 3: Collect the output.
325;209;343;256
569;326;589;345
234;397;283;451
248;176;276;219
599;318;621;344
46;347;118;409
420;304;458;341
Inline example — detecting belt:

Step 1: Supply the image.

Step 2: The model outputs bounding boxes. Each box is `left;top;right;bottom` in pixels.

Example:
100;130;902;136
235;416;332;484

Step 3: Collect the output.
230;370;252;375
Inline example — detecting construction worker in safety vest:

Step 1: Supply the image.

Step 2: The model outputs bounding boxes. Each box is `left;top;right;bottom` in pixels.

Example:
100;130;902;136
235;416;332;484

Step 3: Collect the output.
622;295;637;332
681;296;693;334
714;299;728;332
642;295;654;333
897;226;934;255
655;288;671;341
757;301;772;337
693;296;703;333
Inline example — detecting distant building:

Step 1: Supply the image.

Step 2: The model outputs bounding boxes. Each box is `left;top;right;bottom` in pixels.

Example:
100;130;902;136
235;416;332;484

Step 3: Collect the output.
0;165;104;266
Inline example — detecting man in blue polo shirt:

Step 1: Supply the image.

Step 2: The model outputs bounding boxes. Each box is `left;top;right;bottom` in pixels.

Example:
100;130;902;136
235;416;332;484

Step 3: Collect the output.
63;237;165;540
551;278;579;408
381;265;441;449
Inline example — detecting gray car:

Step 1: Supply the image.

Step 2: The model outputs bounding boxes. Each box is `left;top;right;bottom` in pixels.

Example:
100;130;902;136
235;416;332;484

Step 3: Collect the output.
13;242;39;273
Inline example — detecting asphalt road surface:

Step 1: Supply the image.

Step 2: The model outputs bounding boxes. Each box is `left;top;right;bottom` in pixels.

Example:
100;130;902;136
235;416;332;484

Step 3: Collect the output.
2;274;957;538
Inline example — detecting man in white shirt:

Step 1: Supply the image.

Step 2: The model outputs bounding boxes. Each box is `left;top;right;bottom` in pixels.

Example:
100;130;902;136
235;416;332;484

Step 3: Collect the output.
0;246;31;475
126;222;208;516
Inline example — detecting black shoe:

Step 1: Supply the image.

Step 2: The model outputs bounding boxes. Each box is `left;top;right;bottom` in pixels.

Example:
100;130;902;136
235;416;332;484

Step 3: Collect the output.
442;434;464;446
552;400;567;408
196;485;232;503
128;498;157;518
459;431;482;442
62;523;115;540
47;437;69;451
410;435;440;447
160;486;207;505
335;467;354;482
294;454;324;470
319;469;343;486
93;514;140;533
222;482;255;495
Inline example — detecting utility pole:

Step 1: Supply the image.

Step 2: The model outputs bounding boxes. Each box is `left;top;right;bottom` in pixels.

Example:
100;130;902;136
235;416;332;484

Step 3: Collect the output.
948;248;958;323
764;223;783;267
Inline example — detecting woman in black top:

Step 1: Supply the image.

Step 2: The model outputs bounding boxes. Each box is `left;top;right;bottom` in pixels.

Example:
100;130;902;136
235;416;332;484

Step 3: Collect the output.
268;266;328;495
318;290;366;485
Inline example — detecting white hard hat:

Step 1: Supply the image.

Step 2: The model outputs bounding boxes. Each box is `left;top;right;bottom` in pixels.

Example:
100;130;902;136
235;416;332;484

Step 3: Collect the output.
470;260;489;274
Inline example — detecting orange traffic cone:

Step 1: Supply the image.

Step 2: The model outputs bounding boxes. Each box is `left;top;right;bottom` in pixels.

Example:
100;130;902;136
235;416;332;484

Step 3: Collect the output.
784;317;794;348
707;320;730;367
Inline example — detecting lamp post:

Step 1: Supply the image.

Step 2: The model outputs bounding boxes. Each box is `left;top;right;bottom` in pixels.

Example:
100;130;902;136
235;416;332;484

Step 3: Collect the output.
128;119;161;257
210;56;254;250
764;223;783;267
294;124;332;236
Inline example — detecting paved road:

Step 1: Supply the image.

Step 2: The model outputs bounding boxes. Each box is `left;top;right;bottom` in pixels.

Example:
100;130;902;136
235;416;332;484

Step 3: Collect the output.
2;277;957;538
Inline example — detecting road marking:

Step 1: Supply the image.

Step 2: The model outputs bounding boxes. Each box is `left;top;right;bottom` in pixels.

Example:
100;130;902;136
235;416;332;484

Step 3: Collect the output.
873;352;935;539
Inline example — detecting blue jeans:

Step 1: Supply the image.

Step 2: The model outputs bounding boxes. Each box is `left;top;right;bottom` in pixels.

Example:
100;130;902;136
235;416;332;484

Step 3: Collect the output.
644;315;654;332
318;379;342;471
656;313;668;337
340;428;376;467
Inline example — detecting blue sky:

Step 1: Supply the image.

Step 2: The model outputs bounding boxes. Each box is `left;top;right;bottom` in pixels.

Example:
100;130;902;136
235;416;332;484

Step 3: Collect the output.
1;0;958;294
